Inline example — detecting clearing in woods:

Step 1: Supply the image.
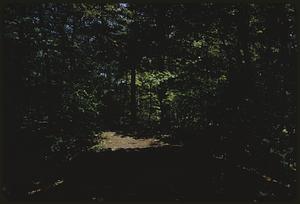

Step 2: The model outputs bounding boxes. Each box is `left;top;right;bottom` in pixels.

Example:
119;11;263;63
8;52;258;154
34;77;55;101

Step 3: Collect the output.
90;131;176;151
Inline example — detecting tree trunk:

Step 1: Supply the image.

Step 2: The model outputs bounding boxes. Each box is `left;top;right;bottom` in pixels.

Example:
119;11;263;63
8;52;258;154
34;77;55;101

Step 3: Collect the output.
158;86;167;131
130;63;137;127
237;5;252;98
127;20;139;128
148;84;152;122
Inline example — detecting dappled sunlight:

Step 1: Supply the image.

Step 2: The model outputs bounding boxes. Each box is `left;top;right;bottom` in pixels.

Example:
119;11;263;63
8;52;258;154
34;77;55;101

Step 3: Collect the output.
2;2;296;202
91;131;174;151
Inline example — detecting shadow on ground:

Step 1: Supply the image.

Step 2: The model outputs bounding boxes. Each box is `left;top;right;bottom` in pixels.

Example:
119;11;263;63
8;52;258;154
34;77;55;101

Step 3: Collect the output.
6;145;294;202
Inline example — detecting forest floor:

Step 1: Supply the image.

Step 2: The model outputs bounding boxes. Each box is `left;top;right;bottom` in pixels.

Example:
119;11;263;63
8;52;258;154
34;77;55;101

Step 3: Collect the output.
7;132;295;201
90;131;177;151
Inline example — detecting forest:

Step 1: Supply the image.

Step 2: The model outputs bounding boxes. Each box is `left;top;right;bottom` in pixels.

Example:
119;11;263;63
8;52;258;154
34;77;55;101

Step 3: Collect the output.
1;2;297;201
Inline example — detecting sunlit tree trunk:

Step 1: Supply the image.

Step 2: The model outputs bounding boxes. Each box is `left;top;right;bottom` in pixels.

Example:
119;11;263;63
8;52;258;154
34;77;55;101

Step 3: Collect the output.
127;20;139;128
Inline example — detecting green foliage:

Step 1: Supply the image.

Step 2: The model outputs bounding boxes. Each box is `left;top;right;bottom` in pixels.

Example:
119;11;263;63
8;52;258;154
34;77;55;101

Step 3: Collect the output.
3;3;296;192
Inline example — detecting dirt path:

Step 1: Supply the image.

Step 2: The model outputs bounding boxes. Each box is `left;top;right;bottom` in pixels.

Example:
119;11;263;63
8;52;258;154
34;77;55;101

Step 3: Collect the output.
90;131;172;151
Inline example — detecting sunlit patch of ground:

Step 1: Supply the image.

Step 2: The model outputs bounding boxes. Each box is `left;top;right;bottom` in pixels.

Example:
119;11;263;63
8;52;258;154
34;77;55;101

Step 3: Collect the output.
90;131;173;151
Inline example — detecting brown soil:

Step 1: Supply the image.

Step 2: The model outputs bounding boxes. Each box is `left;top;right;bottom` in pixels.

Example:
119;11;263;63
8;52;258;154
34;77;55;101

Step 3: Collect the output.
91;131;171;151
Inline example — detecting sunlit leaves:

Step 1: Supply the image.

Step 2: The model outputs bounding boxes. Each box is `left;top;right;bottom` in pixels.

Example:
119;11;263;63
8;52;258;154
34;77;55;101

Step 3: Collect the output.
208;44;220;57
192;40;205;48
137;70;176;89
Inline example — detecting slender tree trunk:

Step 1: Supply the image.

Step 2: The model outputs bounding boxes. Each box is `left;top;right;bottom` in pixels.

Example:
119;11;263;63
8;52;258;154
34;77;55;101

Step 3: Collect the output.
128;21;140;128
158;85;167;131
237;5;252;97
130;62;137;127
148;84;152;122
